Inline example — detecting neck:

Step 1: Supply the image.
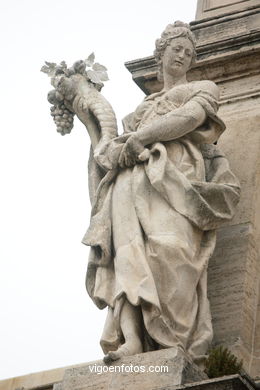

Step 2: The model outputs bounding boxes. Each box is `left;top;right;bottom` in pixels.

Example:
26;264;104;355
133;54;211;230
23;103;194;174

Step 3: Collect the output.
163;74;187;90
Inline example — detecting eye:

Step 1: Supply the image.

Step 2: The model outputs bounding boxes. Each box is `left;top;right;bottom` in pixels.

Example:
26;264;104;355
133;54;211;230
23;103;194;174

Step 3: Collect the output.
172;46;181;52
185;50;192;57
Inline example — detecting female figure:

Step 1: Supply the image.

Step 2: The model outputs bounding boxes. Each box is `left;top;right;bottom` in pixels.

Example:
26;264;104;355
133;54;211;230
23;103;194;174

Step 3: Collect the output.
83;21;240;364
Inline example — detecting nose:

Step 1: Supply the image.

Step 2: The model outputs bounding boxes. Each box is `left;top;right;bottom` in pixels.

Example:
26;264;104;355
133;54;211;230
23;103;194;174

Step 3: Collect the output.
177;49;185;59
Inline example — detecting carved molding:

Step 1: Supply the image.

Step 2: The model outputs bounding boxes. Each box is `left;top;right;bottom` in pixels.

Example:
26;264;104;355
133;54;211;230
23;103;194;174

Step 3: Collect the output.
196;0;260;19
125;45;260;100
125;6;260;101
203;0;249;12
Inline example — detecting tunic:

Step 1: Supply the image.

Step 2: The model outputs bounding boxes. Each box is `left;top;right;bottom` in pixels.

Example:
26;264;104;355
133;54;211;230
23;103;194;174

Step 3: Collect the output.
83;80;240;360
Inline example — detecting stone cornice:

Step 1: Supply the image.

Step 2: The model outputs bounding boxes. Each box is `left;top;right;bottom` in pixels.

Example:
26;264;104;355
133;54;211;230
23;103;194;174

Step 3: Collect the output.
125;6;260;95
192;3;260;26
125;45;260;95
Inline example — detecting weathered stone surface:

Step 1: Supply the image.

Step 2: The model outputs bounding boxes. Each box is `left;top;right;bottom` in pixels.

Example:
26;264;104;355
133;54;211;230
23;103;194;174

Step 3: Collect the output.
0;364;69;390
1;367;256;390
214;74;260;376
173;374;254;389
125;3;260;380
196;0;260;20
42;22;239;366
125;7;260;93
207;222;260;373
53;383;63;390
2;368;257;390
60;348;207;390
83;21;240;366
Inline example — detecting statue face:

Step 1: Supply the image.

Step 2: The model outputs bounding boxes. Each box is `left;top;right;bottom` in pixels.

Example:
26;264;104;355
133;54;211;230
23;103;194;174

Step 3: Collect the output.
162;37;194;79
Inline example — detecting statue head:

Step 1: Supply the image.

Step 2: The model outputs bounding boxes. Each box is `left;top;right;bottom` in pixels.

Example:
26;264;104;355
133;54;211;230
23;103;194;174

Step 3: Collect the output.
154;21;197;82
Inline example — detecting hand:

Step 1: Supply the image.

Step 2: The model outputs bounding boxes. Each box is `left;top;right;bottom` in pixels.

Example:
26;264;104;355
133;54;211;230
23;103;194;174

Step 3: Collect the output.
118;134;146;168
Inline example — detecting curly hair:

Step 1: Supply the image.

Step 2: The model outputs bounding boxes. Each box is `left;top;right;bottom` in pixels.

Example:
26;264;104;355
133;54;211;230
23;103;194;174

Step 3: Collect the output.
154;21;197;81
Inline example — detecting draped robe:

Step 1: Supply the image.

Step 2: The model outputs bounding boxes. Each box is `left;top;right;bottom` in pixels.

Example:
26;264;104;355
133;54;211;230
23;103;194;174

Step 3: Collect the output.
83;80;240;360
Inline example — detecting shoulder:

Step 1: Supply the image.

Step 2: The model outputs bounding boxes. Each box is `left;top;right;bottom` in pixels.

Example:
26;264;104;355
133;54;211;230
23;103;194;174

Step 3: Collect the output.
134;98;151;117
190;80;220;100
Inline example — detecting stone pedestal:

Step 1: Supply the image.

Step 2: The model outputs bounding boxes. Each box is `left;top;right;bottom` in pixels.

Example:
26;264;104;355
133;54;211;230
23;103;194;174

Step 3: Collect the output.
54;348;207;390
125;0;260;380
54;375;255;390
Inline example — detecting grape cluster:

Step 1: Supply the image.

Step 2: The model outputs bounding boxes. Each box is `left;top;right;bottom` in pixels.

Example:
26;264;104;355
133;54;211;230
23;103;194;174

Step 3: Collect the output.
50;104;74;135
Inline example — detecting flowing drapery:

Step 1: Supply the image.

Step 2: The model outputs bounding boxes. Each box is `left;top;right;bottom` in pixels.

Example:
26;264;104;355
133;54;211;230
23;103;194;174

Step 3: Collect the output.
83;81;240;359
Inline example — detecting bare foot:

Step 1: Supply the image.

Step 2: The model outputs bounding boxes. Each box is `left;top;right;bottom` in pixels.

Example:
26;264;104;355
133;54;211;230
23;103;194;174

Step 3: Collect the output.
103;338;142;364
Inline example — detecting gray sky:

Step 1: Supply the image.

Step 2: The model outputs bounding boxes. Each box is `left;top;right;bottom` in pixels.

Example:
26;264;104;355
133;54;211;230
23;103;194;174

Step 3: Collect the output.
0;0;196;380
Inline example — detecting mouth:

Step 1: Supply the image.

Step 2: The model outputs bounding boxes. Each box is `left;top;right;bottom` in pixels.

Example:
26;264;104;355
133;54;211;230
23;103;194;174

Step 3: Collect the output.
174;60;184;65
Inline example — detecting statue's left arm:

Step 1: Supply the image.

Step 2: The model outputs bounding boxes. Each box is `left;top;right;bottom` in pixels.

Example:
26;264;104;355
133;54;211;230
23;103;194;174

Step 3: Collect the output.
136;100;206;145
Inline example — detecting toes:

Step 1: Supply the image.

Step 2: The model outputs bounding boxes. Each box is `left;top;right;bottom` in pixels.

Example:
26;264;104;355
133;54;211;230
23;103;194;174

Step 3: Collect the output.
103;342;141;365
103;351;119;364
103;354;112;364
108;351;120;361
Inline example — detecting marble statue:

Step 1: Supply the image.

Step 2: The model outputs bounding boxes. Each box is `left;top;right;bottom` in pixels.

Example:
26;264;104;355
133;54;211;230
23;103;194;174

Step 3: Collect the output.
42;21;240;366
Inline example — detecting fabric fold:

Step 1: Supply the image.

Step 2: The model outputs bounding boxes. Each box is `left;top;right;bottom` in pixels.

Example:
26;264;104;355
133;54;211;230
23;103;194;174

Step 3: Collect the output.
83;81;240;359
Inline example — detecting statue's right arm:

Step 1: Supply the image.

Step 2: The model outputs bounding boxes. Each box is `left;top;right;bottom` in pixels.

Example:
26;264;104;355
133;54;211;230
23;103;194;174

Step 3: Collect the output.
135;100;206;146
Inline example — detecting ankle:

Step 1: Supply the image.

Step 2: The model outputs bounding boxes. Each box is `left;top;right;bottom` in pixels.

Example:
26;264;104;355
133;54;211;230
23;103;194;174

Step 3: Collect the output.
124;332;142;345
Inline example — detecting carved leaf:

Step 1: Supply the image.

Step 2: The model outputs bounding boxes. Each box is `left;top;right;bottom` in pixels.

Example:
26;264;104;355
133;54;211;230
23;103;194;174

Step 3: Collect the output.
86;69;101;84
45;61;57;68
85;53;95;67
96;71;109;81
93;62;107;71
41;61;57;77
41;65;51;74
58;61;69;75
59;61;67;70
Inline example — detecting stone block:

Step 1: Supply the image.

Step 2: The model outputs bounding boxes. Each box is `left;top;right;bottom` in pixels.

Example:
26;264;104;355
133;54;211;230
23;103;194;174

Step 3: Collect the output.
59;348;207;390
196;0;260;20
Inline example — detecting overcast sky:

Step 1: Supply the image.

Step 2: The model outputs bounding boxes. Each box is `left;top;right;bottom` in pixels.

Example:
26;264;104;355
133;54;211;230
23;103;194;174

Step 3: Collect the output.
0;0;197;380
